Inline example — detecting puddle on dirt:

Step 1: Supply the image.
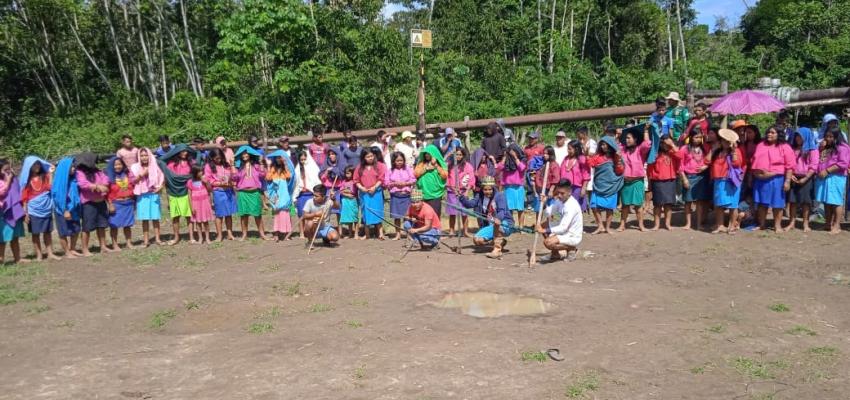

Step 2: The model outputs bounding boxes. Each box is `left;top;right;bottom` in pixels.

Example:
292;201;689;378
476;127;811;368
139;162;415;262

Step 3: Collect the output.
434;291;551;318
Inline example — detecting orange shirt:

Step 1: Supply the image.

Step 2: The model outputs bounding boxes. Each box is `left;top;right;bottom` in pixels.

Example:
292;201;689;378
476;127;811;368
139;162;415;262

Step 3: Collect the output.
407;202;442;230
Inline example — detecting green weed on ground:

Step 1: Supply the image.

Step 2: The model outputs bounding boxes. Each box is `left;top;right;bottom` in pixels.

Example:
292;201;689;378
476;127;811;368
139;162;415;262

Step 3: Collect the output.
248;306;281;334
768;303;790;312
149;309;177;330
273;281;302;297
730;357;789;380
565;370;600;398
808;346;838;357
0;263;46;305
310;304;333;313
248;322;274;334
786;325;817;336
707;324;725;334
520;351;548;362
345;320;363;328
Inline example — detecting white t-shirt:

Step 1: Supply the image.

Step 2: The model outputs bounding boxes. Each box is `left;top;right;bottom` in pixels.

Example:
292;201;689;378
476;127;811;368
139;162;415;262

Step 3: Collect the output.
554;143;569;165
303;198;333;229
546;195;583;240
394;142;419;168
584;138;598;190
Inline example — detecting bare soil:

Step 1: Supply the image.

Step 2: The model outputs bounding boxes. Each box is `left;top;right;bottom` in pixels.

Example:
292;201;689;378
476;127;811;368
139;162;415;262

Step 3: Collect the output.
2;218;849;399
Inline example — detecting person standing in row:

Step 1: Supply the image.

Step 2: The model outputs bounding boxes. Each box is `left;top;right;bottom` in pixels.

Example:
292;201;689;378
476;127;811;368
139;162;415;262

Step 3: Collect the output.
386;152;415;240
751;126;795;232
618;126;651;231
447;147;476;238
588;137;624;234
784;127;819;232
708;129;745;234
52;157;83;257
647;136;682;231
75;152;114;255
665;92;690;142
105;157;135;250
204;148;237;241
132;148;164;246
21;156;59;260
233;146;267;241
560;140;589;211
0;159;25;263
814;128;850;234
355;149;387;240
679;127;712;230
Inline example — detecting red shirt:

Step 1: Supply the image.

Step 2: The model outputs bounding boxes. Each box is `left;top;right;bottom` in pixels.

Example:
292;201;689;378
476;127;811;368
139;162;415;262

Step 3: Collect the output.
21;176;51;203
680;118;709;144
407;202;442;230
523;143;545;161
108;173;135;200
708;147;744;179
647;148;683;180
587;154;625;176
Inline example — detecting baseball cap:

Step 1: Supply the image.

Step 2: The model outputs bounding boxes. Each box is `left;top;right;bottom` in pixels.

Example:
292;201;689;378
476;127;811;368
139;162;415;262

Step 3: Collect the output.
529;130;540;139
555;131;567;138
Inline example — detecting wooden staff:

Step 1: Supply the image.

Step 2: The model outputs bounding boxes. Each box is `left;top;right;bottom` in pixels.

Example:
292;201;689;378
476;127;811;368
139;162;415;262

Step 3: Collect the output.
528;161;550;267
306;175;339;255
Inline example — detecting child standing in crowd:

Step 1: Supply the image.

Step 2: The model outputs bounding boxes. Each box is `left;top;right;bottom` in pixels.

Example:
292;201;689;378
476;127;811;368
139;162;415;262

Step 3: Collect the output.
0;159;25;263
404;189;442;249
106;157;136;250
447;147;476;238
707;129;745;234
814;129;850;234
339;165;359;239
52;157;83;257
205;148;237;241
265;151;296;241
587;136;624;234
751;126;795;232
321;148;345;225
75;152;114;255
21;156;59;260
302;184;340;246
132;148;164;246
355;149;387;240
647;136;682;231
678;127;712;230
495;146;527;228
618;126;651;231
533;146;560;208
386;152;415;240
233;145;268;240
308;131;330;166
161;144;195;245
187;165;213;244
560;140;589;211
294;150;321;238
785;127;819;232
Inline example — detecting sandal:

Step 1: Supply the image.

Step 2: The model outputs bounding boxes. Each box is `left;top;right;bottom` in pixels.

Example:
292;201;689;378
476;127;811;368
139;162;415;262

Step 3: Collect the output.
547;348;565;361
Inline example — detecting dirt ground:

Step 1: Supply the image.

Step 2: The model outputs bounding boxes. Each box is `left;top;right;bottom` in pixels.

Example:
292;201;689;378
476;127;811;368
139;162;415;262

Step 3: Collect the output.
1;213;850;399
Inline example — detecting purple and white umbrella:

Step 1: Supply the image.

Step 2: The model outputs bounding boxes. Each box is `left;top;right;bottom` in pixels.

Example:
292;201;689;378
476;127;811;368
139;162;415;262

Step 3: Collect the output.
708;90;786;115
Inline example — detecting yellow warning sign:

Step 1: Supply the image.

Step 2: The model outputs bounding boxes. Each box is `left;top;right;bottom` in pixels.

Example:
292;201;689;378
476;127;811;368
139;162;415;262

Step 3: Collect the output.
410;29;432;48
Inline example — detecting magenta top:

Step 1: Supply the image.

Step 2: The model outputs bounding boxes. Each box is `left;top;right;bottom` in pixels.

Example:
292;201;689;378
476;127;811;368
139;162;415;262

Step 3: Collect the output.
167;160;192;175
355;163;387;189
76;169;109;203
385;166;415;194
818;143;850;175
495;160;526;186
340;180;358;197
751;142;795;175
446;163;476;194
560;156;589;187
678;144;709;175
187;180;211;202
233;164;266;190
619;140;651;178
204;163;234;190
792;149;819;176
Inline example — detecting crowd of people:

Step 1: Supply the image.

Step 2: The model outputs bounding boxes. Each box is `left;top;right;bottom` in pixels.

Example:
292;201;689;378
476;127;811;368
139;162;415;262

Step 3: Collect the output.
1;92;848;265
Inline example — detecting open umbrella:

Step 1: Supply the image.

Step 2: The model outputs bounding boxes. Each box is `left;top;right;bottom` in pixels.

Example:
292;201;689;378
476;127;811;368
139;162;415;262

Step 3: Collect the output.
708;90;785;115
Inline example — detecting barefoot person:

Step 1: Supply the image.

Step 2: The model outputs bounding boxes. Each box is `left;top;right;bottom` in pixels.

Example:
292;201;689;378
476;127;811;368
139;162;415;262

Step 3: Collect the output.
587;136;624;234
785;127;819;232
446;147;475;238
385;152;415;240
814;128;850;234
355;148;388;240
537;181;583;262
618;125;651;231
105;157;136;250
678;127;711;230
0;159;25;263
233;145;268;240
132;148;164;246
265;150;296;242
707;129;745;234
75;152;115;255
458;176;515;259
302;184;340;246
647;135;682;231
403;190;442;250
160;144;195;244
20;156;60;260
51;157;83;257
204;148;237;241
751;125;795;232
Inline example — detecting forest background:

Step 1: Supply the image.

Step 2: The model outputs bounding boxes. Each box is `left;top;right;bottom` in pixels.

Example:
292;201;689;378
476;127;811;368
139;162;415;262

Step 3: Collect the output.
0;0;848;160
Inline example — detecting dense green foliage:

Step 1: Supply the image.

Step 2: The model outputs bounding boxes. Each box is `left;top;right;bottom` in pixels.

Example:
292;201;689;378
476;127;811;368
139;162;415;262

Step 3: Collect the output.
0;0;848;160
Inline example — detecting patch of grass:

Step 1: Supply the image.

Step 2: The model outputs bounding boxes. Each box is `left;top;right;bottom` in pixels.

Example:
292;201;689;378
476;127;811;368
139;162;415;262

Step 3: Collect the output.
310;304;333;313
730;357;788;380
256;306;281;320
520;351;548;362
26;304;50;315
690;366;706;374
207;241;223;249
768;303;790;312
149;309;177;330
248;322;274;334
786;325;817;336
248;237;262;245
184;300;200;311
273;281;302;297
350;299;369;307
807;346;838;357
565;371;600;398
707;324;725;334
750;393;776;400
56;320;74;328
0;264;46;305
352;365;366;379
261;264;281;273
125;248;168;267
345;319;363;328
177;259;205;271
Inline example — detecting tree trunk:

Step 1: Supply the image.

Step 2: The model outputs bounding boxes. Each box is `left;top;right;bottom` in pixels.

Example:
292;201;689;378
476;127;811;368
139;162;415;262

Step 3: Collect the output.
675;0;688;77
308;0;320;45
547;0;557;73
136;0;159;107
103;0;131;90
560;0;568;35
569;9;574;49
606;13;611;59
68;12;111;90
180;0;204;97
156;2;199;97
537;0;543;68
580;8;590;61
665;5;674;70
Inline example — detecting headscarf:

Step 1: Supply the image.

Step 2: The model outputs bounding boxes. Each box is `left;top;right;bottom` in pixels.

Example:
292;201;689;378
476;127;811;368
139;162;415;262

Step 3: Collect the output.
130;148;164;195
471;148;495;177
819;113;848;142
503;143;526;172
234;145;263;169
265;150;296;211
75;152;98;170
295;150;322;194
156;147;192;197
20;156;52;187
51;157;80;217
158;143;196;164
416;144;447;200
787;127;818;152
2;177;24;226
105;156;128;182
266;150;297;195
598;136;621;156
322;147;346;180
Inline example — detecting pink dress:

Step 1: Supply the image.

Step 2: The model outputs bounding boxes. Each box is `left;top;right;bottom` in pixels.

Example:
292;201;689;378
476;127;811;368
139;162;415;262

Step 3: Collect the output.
273;209;292;233
187;180;213;222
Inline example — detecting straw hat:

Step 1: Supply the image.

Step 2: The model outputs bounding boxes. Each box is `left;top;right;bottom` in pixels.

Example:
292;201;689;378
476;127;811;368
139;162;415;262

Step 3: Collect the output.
718;128;739;143
401;131;416;139
665;91;682;102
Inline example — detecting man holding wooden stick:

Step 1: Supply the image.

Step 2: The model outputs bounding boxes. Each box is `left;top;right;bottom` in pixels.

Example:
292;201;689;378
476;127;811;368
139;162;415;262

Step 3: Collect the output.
536;181;583;263
303;184;340;250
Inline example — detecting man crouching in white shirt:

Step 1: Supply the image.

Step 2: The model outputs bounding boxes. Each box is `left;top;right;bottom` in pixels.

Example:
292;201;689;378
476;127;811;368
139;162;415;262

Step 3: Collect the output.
536;180;583;262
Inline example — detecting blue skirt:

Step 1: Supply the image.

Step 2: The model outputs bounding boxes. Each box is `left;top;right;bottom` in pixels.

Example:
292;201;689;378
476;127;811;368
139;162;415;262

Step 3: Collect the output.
684;173;712;202
55;212;81;237
0;219;24;243
713;178;741;209
212;189;237;218
296;192;313;218
389;192;411;219
504;184;526;211
753;175;786;208
28;215;53;234
109;199;135;228
590;191;618;210
340;196;359;224
360;191;384;225
814;173;847;206
136;192;161;221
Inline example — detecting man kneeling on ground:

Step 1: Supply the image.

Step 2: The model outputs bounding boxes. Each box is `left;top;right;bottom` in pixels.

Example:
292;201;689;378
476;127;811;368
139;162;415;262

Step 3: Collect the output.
459;175;515;259
403;189;442;249
303;184;340;246
537;180;583;262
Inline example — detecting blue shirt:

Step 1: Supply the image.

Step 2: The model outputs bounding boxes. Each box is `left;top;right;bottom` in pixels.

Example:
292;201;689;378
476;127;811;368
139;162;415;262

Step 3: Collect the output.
154;146;171;158
438;136;462;158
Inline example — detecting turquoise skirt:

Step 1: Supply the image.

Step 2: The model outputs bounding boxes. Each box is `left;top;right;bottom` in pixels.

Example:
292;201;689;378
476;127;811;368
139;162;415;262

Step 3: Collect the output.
340;196;359;224
814;173;847;206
